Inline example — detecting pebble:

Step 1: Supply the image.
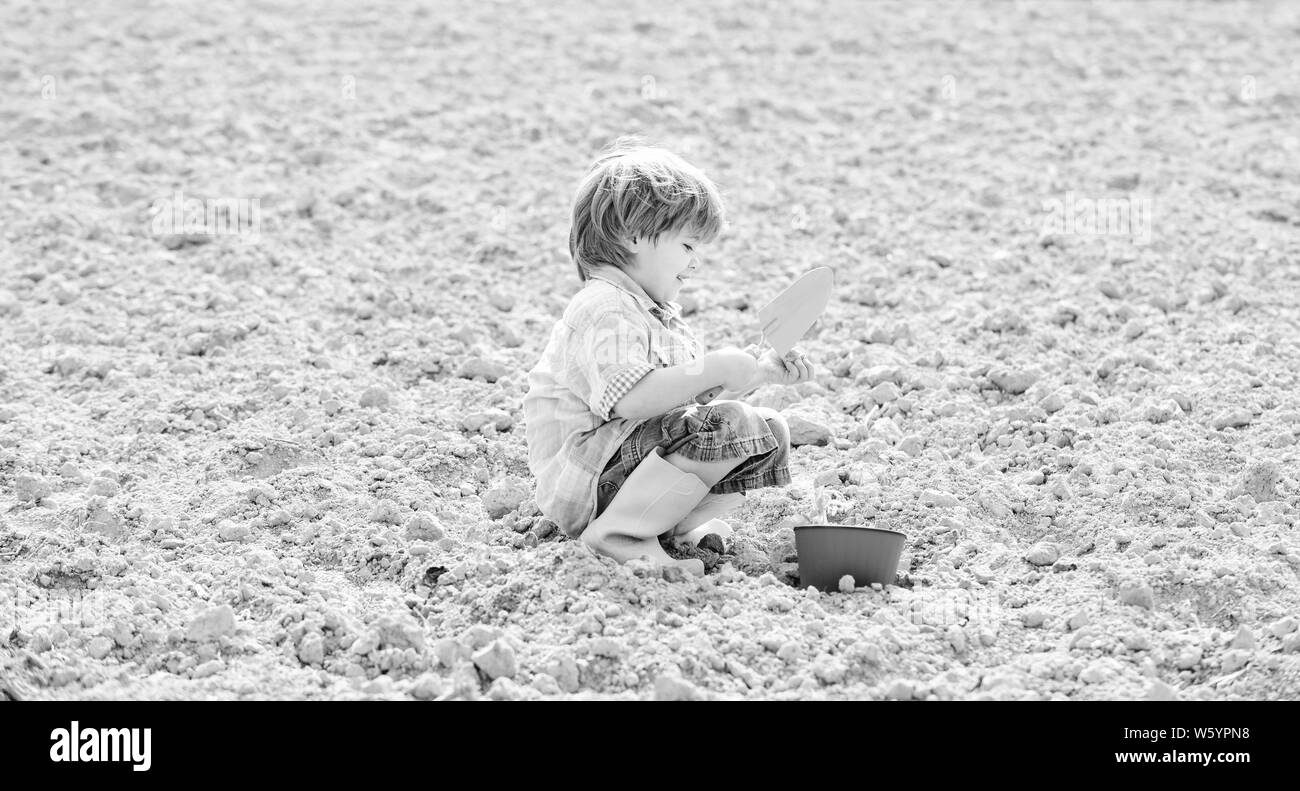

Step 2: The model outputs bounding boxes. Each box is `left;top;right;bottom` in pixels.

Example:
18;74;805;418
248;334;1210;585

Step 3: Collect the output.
1098;280;1124;299
654;674;706;701
868;381;901;404
1174;646;1202;670
1022;609;1048;628
409;674;446;700
1078;659;1116;684
1239;461;1279;501
1118;581;1155;610
186;605;236;641
86;636;113;659
471;638;517;680
192;659;225;679
1039;392;1065;414
1146;679;1179;701
837;574;856;593
14;474;51;504
457;357;510;383
488;290;515;312
1024;543;1059;566
481;479;529;519
786;415;832;446
297;633;325;665
217;522;251;542
404;513;444;541
982;307;1024;332
1211;408;1253;430
1067;611;1090;631
989;368;1037;395
885;679;914;700
1268;617;1297;638
920;489;960;508
461;409;514;433
1229;626;1255;650
358;386;390;409
368;499;406;525
0;288;20;316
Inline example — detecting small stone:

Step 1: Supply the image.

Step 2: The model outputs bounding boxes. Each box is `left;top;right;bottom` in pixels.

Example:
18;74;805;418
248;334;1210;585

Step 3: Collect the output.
1268;617;1297;638
1025;542;1060;566
989;367;1038;395
368;499;406;525
409;673;446;700
488;290;515;312
404;513;445;541
192;659;225;679
1174;646;1202;670
920;489;960;508
457;357;510;383
1039;392;1066;414
0;289;20;316
14;474;51;504
787;415;832;447
1097;280;1124;299
358;386;390;409
885;679;914;700
297;633;325;665
1079;659;1116;684
471;638;517;680
868;381;901;404
1239;461;1279;502
186;605;236;641
1212;409;1253;430
460;409;514;433
654;674;705;701
1118;581;1155;610
86;636;113;659
837;574;856;593
1146;679;1179;701
217;522;251;542
1229;626;1255;650
1067;610;1090;631
481;479;529;519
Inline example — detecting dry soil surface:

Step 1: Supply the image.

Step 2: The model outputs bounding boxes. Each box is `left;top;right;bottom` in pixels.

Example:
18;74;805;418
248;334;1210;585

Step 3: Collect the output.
2;0;1299;700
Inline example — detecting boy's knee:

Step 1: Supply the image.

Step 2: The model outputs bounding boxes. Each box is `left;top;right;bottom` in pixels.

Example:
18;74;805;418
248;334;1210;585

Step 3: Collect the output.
753;406;791;449
702;401;787;449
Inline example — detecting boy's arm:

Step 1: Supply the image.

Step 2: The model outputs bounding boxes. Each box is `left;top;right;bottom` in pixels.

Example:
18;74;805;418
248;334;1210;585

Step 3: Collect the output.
612;349;756;421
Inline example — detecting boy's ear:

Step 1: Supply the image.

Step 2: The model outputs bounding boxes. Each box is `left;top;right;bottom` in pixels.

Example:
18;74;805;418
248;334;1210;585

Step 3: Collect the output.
623;235;645;254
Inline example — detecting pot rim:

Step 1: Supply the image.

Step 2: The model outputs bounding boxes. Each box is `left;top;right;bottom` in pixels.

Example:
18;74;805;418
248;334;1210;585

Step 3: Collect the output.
792;523;906;538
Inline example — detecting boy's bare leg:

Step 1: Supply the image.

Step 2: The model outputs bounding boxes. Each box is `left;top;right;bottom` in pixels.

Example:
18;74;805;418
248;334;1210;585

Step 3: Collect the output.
661;453;744;488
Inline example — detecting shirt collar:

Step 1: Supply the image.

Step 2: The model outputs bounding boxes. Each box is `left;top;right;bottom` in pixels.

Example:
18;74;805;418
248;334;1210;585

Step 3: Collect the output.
586;266;682;322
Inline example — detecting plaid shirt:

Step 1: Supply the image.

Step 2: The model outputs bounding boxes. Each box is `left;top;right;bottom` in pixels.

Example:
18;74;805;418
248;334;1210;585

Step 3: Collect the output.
524;265;703;538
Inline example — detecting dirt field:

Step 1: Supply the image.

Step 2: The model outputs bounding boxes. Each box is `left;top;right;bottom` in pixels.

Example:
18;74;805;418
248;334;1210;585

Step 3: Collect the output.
2;0;1299;700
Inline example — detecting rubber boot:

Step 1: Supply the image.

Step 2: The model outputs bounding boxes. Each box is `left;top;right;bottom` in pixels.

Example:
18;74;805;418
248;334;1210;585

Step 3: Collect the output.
581;447;710;576
670;493;744;550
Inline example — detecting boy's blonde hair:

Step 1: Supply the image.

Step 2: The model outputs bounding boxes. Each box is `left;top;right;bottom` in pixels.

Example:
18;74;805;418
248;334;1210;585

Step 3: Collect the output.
569;136;726;282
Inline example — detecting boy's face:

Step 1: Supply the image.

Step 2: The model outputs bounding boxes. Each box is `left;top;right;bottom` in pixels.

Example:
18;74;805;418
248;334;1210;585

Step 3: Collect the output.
623;228;703;304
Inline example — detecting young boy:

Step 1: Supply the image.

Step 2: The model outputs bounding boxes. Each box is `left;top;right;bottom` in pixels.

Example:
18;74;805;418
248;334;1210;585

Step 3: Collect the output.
523;138;815;576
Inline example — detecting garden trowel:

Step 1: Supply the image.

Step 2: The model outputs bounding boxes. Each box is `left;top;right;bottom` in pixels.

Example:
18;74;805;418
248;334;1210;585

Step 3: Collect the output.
694;266;834;404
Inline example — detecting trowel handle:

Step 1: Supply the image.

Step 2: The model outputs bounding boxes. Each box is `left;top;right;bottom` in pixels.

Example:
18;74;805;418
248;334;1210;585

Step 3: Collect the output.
694;385;724;404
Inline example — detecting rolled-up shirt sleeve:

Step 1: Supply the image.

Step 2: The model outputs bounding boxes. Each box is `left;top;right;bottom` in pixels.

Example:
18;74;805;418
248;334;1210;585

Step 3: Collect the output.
565;311;655;421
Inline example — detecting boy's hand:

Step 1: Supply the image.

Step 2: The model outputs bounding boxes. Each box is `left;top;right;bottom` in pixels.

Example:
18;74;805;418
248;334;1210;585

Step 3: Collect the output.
755;346;814;387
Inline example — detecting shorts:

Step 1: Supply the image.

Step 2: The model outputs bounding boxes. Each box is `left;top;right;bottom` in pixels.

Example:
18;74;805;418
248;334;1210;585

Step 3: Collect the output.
593;400;792;519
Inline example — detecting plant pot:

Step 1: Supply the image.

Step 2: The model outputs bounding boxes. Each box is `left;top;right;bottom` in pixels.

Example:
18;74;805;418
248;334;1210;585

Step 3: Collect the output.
793;523;906;591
